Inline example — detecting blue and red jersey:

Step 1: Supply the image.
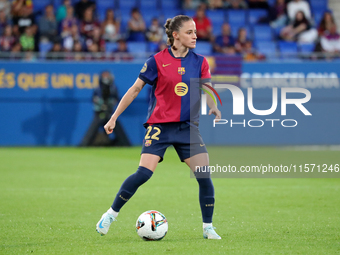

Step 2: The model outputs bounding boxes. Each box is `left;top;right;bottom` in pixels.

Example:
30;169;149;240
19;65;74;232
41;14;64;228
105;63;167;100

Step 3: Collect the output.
139;47;211;125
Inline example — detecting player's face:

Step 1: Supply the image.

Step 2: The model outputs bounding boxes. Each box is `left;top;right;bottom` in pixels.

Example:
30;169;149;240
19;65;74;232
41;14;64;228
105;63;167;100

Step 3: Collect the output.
178;20;197;49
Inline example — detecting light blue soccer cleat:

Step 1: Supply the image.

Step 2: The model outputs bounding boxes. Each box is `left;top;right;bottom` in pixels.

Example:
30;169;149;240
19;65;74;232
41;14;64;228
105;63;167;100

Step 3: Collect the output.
96;212;116;236
203;226;222;239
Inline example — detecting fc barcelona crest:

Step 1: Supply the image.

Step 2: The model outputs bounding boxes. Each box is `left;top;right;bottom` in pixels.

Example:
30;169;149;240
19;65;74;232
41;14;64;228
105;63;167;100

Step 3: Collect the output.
145;140;152;147
178;67;185;75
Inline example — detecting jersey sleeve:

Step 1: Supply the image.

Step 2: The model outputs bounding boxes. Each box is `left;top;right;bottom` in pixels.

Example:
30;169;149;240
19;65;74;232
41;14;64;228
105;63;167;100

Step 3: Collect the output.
138;56;158;85
201;57;211;83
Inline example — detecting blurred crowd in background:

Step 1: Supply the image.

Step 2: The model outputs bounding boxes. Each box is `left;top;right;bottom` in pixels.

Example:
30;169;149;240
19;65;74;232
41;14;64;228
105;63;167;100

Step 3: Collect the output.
0;0;339;61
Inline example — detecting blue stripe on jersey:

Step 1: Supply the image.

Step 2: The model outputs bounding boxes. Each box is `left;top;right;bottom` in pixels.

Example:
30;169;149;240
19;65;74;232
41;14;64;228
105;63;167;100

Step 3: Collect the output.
138;55;158;85
180;52;205;123
144;85;157;127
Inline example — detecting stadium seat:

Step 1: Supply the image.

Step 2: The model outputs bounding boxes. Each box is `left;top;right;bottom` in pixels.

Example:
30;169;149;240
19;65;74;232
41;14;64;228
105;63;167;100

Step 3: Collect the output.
140;0;160;10
231;25;252;40
161;0;180;10
256;41;277;57
206;10;226;36
313;11;324;27
127;42;148;54
96;0;115;9
206;10;226;24
194;42;212;55
267;0;276;7
97;7;108;22
212;20;225;36
298;43;315;53
253;25;273;41
309;0;328;13
184;10;196;18
248;9;268;24
141;9;162;27
148;42;159;52
227;10;247;26
34;0;51;12
163;9;184;20
105;42;117;53
118;0;138;10
279;41;298;57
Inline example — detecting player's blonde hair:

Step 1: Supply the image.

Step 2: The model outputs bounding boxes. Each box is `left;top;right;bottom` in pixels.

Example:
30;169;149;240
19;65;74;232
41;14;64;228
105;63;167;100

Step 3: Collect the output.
164;15;193;50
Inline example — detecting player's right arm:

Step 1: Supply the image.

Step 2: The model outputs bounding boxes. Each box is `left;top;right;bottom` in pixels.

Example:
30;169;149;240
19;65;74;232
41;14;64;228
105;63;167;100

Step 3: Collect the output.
104;78;146;134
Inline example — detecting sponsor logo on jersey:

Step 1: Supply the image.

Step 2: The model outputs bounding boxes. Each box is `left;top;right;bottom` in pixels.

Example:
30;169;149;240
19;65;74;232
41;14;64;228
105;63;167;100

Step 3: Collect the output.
174;82;188;96
162;63;171;67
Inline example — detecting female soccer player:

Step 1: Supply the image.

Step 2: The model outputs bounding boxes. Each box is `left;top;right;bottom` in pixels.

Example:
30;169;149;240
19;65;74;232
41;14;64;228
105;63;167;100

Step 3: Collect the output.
96;15;222;239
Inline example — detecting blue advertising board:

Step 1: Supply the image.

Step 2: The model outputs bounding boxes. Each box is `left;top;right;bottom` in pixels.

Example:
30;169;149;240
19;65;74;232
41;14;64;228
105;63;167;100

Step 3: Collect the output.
0;61;339;146
199;62;340;145
0;62;149;146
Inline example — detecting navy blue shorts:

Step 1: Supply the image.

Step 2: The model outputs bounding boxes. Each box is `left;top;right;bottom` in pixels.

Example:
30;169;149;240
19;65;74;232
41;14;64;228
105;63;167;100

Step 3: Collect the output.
141;122;207;162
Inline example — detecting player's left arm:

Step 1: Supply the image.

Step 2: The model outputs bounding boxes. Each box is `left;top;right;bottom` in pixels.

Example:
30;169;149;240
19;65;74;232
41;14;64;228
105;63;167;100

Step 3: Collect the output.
203;83;221;121
201;57;221;121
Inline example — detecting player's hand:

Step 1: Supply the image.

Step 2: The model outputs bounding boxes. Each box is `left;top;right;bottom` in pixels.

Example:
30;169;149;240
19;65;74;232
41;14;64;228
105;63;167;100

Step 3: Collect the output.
209;108;221;122
104;118;116;134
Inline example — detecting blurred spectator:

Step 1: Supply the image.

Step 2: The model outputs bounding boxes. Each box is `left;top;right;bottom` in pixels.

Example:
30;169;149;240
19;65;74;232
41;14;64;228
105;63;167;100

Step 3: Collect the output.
46;42;64;60
72;40;83;60
23;51;36;61
114;39;133;60
61;6;78;38
318;11;336;36
182;0;202;10
146;18;164;43
270;0;287;29
243;41;264;61
19;25;34;51
287;0;311;23
127;8;146;41
74;0;95;20
248;0;270;10
320;24;340;54
0;0;11;18
0;24;16;51
0;9;10;35
281;11;315;42
11;0;33;18
193;6;212;41
80;7;100;39
101;9;120;42
85;27;104;52
213;23;235;54
208;0;224;9
63;24;84;51
12;4;36;35
38;4;58;43
225;0;248;9
56;0;72;23
234;27;251;54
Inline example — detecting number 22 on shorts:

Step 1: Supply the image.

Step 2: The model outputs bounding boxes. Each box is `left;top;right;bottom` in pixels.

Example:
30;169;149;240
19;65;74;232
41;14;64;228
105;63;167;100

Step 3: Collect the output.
144;126;161;140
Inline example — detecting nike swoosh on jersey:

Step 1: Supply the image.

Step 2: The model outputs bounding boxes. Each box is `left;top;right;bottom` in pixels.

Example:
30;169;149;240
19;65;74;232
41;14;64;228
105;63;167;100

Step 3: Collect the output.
162;63;171;67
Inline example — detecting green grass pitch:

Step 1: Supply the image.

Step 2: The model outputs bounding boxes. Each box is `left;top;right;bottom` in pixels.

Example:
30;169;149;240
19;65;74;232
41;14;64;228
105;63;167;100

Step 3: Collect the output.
1;147;339;254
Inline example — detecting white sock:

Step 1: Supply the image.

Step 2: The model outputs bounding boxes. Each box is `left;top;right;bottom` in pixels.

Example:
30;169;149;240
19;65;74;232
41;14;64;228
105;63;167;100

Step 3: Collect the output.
107;207;119;218
203;223;212;229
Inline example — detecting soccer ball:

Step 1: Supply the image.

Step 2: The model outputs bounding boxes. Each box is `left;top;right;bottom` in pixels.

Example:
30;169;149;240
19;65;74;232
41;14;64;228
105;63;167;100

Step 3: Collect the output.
136;210;168;241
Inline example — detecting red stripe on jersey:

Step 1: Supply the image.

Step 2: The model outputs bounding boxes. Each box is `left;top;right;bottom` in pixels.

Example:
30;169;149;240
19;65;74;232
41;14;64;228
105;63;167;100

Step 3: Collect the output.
200;56;211;80
147;49;182;124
